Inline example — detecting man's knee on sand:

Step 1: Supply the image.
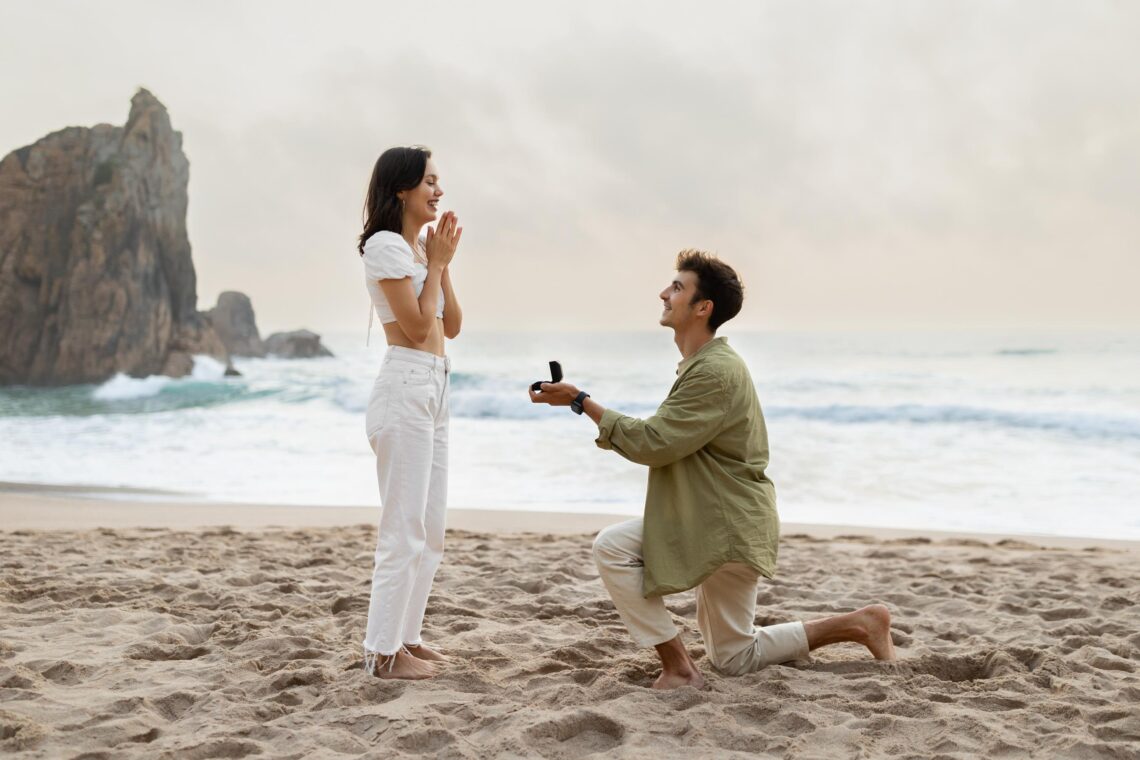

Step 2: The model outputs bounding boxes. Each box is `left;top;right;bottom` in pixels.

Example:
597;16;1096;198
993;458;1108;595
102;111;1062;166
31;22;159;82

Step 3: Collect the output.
697;613;811;676
705;646;754;676
704;641;799;677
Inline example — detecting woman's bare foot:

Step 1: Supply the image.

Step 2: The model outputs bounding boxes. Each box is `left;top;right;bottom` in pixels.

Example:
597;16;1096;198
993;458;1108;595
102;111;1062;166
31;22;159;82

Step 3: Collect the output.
370;648;438;680
405;643;449;663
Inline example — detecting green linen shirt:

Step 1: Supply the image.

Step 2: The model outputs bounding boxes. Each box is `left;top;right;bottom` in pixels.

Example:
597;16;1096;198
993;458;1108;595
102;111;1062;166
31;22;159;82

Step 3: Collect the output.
595;336;779;597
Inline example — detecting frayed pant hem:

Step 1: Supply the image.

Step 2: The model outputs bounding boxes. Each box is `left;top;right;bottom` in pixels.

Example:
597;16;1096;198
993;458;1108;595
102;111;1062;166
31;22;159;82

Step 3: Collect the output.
363;647;401;675
633;629;680;649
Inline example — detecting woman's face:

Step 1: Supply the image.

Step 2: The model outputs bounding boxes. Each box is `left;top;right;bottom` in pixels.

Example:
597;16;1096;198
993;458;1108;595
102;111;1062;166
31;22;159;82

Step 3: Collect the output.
399;158;443;228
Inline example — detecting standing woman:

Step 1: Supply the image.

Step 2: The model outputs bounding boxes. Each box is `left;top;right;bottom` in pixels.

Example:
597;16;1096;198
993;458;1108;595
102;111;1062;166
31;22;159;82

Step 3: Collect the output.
358;146;463;680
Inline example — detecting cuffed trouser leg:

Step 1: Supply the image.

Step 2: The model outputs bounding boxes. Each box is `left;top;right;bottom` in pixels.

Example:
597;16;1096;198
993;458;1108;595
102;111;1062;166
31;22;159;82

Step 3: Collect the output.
592;518;678;648
696;562;810;675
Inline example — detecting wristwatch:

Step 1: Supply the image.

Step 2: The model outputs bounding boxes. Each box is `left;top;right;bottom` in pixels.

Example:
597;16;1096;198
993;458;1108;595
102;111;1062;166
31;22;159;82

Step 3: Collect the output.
571;390;590;415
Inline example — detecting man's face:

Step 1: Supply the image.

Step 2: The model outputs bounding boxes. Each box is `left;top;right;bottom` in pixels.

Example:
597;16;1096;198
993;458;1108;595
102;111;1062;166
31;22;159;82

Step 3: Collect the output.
659;270;709;329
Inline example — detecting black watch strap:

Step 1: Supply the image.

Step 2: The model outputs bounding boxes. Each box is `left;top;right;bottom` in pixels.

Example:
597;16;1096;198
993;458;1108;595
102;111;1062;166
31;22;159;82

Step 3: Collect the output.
571;391;590;415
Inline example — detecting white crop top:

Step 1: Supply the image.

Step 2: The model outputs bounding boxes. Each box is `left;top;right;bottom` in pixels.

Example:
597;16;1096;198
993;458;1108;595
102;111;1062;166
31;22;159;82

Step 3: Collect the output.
362;231;445;329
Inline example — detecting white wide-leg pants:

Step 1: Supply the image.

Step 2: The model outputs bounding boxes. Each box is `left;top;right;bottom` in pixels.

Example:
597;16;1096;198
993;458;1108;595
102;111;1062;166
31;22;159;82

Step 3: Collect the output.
362;346;450;667
593;518;810;675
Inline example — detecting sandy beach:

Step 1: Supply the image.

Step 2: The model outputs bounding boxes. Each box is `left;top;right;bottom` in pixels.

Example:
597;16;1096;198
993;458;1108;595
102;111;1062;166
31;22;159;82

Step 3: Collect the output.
2;490;1138;759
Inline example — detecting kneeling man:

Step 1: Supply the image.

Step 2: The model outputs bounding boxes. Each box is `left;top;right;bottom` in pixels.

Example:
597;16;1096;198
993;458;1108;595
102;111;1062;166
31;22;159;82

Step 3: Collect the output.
530;250;896;689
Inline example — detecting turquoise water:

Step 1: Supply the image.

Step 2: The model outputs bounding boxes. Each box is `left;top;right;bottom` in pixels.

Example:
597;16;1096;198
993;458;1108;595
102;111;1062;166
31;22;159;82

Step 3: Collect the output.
2;330;1138;539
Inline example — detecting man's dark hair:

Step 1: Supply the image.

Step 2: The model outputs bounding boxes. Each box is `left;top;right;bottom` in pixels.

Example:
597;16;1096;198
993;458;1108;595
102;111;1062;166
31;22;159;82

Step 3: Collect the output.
676;250;744;332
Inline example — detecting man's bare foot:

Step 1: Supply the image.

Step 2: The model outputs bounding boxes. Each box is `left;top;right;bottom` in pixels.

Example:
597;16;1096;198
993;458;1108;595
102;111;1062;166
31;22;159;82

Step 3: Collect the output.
804;603;898;662
651;635;706;690
652;668;706;690
370;648;438;680
405;643;449;663
856;604;896;661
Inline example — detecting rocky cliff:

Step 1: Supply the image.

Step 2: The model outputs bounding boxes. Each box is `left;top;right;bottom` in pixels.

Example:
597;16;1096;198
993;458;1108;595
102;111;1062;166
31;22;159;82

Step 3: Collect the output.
0;89;230;385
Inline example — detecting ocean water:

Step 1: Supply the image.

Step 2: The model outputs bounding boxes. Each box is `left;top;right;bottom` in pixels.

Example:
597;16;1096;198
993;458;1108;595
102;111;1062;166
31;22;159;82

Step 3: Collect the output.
1;330;1138;539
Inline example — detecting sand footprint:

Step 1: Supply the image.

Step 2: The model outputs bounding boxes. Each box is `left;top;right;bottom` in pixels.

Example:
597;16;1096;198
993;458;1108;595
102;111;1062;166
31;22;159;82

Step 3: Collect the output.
1036;605;1091;621
125;621;217;662
904;647;1050;682
525;710;625;755
125;643;209;661
38;659;91;684
177;737;263;759
329;595;364;614
395;727;457;755
148;691;198;721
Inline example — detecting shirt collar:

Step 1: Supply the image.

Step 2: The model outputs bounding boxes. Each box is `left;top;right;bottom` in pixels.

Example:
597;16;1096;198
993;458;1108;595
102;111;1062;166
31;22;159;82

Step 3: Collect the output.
676;336;726;375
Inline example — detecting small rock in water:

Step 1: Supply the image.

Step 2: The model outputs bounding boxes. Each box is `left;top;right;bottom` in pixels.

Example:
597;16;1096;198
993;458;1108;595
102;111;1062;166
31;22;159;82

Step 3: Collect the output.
264;330;334;359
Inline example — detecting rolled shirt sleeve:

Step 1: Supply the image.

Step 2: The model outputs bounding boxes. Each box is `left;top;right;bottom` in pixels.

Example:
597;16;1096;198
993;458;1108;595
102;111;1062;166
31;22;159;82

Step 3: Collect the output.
362;236;417;281
595;369;728;468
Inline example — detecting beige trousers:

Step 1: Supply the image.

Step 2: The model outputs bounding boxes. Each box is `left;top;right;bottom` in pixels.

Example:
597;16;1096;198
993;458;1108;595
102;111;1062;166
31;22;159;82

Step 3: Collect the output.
593;518;809;675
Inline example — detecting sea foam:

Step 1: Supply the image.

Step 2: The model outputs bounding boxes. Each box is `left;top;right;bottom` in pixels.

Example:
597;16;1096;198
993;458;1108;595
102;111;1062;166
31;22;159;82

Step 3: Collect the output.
92;374;170;400
5;330;1138;539
92;355;227;401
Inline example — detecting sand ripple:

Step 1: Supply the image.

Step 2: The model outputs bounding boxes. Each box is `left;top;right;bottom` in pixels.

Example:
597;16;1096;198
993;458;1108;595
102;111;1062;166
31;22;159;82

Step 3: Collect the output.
1;526;1138;758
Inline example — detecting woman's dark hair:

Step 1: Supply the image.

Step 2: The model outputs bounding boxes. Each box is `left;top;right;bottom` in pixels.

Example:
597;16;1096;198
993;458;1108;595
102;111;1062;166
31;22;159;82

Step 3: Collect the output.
676;249;745;332
358;146;432;255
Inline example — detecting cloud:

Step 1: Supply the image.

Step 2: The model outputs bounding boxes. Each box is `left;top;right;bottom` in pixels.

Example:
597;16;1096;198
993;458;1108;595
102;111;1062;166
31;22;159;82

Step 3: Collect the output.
5;1;1138;331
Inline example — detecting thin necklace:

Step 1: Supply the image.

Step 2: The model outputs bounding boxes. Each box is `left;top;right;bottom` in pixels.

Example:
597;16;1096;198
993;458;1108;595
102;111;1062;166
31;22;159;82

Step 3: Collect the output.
406;233;428;265
412;238;428;266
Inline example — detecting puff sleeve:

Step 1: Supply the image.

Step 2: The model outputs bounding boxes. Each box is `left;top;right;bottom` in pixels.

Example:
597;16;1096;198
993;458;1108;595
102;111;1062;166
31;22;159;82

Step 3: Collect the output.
362;234;417;281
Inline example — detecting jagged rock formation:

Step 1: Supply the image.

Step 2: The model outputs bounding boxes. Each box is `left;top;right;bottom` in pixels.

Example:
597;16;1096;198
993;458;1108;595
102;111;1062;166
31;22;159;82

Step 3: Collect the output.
0;89;231;386
204;292;333;360
206;291;266;358
264;330;334;359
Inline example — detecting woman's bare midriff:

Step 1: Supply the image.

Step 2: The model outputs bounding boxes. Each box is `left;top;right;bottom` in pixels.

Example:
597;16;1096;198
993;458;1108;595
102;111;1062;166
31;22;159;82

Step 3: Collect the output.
382;318;446;357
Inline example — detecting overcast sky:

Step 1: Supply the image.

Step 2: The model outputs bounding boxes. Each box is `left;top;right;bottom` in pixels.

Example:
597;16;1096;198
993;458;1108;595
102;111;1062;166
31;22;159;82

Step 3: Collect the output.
2;1;1137;333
